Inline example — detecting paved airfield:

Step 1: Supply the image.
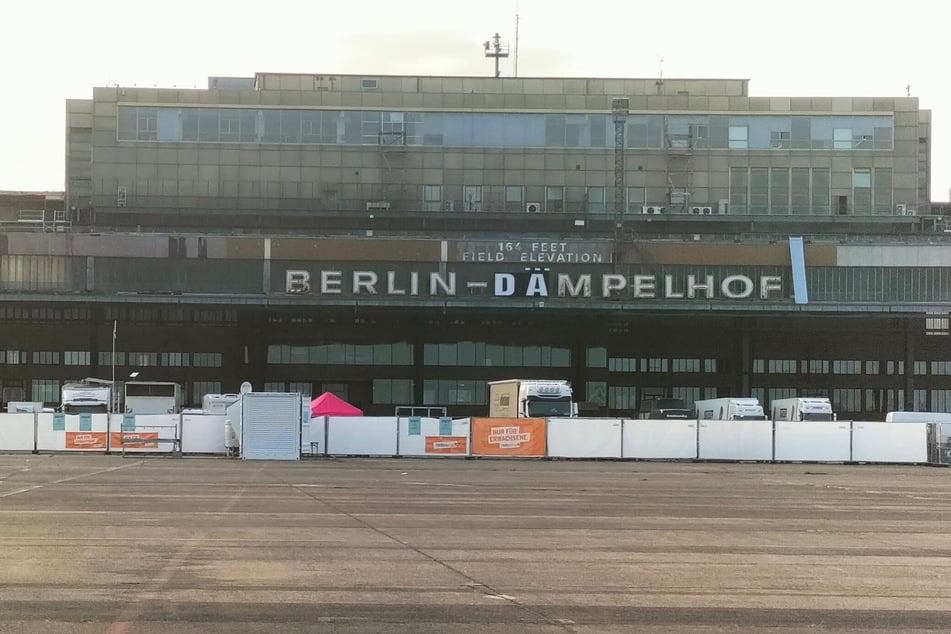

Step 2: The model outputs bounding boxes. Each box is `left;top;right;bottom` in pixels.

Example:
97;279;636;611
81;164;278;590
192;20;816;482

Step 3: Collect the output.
1;455;950;633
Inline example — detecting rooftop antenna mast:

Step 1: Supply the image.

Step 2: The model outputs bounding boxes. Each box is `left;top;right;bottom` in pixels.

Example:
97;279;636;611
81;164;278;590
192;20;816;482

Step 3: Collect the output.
484;32;510;78
514;3;520;77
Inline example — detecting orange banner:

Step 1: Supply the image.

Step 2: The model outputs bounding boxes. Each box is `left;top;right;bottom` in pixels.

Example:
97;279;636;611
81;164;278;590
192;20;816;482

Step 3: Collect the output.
471;418;546;457
425;436;468;455
65;432;108;450
110;432;159;449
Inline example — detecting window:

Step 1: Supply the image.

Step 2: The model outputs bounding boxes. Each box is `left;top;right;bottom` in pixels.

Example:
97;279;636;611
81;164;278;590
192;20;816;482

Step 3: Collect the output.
423;380;485;405
586;381;607;406
626;187;646;213
749;168;768;214
608;386;636;410
463;185;482;212
730;167;749;214
642;358;668;373
193;353;222;368
505;186;523;212
586;187;605;213
833;389;862;412
161;352;190;367
728;126;748;149
423;185;441;212
768;359;797;374
129;352;158;367
770;130;790;149
812;169;831;215
833;360;862;375
609;357;637;372
0;350;26;365
926;313;949;336
62;351;89;366
32;380;58;404
833;128;852;149
770;168;789;214
545;186;564;213
853;169;871;214
99;351;125;367
671;359;700;373
791;168;810;215
373;379;413;404
32;351;60;365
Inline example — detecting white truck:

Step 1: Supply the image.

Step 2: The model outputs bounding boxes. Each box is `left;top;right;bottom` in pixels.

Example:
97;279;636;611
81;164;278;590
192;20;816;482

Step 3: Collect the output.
488;379;578;418
694;397;766;421
771;397;835;422
61;381;111;413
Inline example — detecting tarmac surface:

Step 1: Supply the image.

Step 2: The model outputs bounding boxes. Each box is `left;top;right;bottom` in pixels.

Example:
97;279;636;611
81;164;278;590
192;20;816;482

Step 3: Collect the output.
1;454;951;633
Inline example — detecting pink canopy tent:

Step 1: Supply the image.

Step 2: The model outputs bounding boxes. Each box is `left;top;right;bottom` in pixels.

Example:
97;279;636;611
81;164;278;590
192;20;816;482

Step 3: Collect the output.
310;392;363;417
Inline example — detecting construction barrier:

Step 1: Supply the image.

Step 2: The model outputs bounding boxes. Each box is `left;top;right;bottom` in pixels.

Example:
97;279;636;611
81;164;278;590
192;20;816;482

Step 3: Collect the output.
0;413;941;465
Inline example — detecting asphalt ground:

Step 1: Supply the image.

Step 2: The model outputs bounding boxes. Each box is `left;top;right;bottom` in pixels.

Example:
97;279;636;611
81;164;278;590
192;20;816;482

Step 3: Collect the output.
1;454;950;633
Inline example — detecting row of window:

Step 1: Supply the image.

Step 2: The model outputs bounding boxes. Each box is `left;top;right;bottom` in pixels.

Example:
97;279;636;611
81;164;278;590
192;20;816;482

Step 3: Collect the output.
118;106;894;151
5;349;949;377
0;306;237;324
0;351;222;368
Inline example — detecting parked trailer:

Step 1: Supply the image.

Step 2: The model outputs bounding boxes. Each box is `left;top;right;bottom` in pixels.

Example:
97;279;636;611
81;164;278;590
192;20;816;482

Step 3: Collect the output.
124;381;183;414
885;411;951;423
694;397;766;421
771;397;835;422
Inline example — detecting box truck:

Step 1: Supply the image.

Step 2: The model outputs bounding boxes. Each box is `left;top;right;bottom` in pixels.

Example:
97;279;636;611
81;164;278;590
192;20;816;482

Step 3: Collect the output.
694;397;766;421
488;379;577;418
771;397;835;422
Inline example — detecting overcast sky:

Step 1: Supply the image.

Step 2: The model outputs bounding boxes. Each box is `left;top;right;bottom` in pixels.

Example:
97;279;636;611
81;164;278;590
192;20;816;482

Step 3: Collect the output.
3;0;948;200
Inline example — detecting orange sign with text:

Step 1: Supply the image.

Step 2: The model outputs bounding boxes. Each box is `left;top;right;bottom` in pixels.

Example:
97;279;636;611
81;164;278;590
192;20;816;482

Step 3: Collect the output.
424;436;468;455
471;418;546;457
65;432;108;450
110;432;160;449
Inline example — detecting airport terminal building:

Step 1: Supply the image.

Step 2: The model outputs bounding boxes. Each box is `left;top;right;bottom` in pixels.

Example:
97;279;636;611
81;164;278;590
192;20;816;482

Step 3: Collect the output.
1;72;949;418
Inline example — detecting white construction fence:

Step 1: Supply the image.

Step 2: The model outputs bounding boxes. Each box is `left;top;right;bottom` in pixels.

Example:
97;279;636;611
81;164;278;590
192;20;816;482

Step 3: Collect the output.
0;413;945;465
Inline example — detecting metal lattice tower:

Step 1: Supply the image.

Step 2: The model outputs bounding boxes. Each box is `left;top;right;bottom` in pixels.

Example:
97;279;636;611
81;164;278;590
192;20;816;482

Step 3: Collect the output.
612;98;630;268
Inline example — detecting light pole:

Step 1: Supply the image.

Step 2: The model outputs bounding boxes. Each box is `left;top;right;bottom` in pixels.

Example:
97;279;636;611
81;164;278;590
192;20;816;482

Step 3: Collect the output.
111;320;117;414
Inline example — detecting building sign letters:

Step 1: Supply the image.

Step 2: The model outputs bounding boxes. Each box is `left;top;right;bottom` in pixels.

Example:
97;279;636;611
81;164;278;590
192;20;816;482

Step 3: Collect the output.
285;269;783;301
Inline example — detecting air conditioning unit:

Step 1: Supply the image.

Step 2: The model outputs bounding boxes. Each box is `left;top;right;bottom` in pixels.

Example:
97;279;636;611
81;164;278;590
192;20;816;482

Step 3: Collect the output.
117;186;127;208
689;206;714;215
442;200;455;212
525;202;541;213
366;200;391;211
895;204;907;215
641;205;667;215
717;199;729;214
